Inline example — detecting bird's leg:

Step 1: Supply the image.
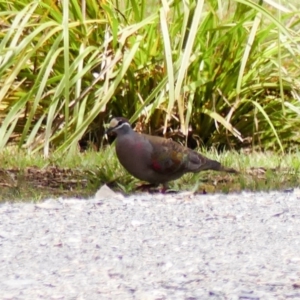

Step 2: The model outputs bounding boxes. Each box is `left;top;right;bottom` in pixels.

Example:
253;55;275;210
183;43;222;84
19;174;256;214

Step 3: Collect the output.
135;183;171;193
159;183;169;193
136;183;159;192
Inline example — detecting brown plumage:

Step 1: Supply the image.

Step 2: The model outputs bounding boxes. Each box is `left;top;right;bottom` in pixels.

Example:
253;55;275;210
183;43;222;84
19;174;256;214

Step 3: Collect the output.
106;117;237;190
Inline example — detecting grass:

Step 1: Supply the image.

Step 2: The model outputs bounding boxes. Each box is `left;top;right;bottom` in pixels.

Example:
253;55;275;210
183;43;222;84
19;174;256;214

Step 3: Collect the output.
0;1;299;202
0;147;299;202
0;0;299;155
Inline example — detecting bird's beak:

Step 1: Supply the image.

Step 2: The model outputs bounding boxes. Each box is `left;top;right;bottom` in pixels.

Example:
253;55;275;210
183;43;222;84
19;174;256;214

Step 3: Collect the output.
105;126;114;135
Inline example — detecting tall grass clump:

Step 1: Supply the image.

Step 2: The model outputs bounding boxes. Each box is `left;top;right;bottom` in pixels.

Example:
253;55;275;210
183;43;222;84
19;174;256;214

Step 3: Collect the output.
0;0;299;155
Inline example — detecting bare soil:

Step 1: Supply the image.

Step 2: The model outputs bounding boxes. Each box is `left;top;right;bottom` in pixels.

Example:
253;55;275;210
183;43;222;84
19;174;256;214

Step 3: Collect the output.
0;166;298;202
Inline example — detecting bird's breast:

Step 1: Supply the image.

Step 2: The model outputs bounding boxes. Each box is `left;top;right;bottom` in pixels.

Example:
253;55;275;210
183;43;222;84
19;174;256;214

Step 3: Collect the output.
115;136;152;178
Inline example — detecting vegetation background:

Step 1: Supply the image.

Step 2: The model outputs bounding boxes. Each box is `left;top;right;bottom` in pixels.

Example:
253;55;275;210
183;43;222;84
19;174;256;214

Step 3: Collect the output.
0;0;299;157
0;0;300;199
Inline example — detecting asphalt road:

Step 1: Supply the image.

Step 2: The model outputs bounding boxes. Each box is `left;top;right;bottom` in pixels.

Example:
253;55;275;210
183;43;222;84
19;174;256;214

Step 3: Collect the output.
1;188;300;299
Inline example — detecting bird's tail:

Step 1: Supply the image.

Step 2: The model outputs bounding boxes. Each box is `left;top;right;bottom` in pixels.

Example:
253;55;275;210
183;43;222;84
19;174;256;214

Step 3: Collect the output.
204;159;239;174
219;165;239;174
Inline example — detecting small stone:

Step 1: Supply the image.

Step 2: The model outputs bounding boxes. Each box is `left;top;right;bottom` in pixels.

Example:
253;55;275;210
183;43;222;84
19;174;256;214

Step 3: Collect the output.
94;184;124;200
35;199;62;210
293;282;300;288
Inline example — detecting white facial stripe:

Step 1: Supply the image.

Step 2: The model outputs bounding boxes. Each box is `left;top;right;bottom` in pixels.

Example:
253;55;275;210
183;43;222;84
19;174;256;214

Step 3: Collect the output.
115;122;131;130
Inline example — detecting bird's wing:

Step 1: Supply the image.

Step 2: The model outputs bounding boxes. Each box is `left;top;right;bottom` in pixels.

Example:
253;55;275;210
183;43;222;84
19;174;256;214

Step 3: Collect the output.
144;133;223;174
145;135;188;175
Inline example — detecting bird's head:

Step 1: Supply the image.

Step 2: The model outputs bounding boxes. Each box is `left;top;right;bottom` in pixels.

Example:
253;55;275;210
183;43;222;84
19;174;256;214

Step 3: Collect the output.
105;117;132;136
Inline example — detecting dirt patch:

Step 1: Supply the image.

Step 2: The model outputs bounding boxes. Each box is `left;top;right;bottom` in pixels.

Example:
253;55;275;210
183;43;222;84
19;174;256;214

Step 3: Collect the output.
0;167;97;201
0;166;298;201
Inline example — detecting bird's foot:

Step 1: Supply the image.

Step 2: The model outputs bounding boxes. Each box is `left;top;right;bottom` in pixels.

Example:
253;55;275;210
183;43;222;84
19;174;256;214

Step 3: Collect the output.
135;183;176;194
135;183;160;193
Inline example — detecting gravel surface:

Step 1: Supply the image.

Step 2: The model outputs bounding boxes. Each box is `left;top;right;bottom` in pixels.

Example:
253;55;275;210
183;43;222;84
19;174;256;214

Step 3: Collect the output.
1;189;300;300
